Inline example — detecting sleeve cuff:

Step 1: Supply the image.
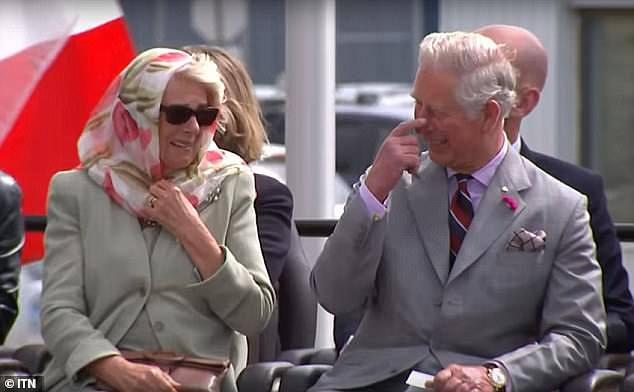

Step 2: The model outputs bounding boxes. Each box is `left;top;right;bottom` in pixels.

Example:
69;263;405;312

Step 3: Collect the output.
359;182;388;221
66;339;119;386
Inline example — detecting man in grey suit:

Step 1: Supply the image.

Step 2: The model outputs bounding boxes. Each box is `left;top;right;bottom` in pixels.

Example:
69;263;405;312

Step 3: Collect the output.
309;31;606;392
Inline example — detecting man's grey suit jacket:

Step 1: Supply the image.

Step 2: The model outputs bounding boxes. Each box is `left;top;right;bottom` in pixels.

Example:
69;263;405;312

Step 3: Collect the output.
310;147;606;392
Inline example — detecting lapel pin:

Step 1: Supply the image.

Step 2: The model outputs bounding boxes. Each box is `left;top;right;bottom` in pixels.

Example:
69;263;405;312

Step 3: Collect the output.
501;195;518;211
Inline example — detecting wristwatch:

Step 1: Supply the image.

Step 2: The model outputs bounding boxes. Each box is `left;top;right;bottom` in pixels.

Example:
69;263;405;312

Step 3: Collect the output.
485;364;507;392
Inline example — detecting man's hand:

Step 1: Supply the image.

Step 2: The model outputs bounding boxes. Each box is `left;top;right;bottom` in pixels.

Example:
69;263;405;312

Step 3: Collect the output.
433;364;494;392
365;118;427;202
87;355;179;392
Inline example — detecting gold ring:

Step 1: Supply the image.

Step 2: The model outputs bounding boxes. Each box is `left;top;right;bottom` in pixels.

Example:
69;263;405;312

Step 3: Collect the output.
148;196;157;208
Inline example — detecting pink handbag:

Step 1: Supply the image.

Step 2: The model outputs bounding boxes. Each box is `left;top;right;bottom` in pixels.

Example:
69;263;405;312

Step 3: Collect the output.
97;351;230;392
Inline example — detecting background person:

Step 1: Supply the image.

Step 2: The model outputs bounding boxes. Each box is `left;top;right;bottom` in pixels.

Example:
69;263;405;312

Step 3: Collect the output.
40;48;274;392
309;31;605;392
183;44;294;362
477;23;634;353
0;170;23;343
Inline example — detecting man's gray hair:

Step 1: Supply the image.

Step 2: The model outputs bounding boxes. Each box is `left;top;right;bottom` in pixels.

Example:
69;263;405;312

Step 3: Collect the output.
418;31;516;118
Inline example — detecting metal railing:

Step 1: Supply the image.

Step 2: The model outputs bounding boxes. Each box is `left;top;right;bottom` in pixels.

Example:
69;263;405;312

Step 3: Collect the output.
23;215;634;241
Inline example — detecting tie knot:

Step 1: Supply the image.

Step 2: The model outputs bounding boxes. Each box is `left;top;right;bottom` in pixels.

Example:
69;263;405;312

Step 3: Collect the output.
454;173;472;193
454;173;472;183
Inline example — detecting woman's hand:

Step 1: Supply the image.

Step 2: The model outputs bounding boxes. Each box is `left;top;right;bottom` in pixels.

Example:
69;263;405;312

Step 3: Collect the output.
86;355;179;392
143;180;224;278
144;180;201;239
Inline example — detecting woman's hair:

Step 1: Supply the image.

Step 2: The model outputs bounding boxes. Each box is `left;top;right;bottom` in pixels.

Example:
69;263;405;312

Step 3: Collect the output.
173;55;225;107
183;45;267;163
418;31;516;119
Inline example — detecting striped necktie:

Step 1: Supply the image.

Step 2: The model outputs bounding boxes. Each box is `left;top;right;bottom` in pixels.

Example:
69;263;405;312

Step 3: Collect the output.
449;174;474;269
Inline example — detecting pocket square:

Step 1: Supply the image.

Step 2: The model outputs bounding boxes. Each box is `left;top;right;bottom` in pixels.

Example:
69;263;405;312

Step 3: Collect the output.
507;228;546;251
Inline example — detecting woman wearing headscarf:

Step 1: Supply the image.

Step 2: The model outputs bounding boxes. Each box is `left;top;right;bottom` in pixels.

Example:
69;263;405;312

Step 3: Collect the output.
40;48;274;392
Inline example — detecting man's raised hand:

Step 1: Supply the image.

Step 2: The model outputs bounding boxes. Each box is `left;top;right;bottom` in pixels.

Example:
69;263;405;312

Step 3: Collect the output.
365;118;427;202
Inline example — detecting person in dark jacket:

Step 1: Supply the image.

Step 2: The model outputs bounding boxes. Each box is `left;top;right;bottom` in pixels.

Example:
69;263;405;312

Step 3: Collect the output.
478;24;634;353
0;170;23;343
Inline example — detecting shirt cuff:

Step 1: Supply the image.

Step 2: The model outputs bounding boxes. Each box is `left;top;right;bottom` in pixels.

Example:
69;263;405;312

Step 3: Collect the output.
359;182;388;221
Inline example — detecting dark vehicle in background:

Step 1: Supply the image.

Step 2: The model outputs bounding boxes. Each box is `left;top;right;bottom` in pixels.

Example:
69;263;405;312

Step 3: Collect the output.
250;143;352;217
255;83;418;186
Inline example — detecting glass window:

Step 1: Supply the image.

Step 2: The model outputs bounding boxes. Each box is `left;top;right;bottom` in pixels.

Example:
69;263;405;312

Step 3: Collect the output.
335;115;400;185
581;10;634;222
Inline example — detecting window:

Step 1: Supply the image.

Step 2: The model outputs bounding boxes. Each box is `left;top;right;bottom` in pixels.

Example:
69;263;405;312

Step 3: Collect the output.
581;10;634;222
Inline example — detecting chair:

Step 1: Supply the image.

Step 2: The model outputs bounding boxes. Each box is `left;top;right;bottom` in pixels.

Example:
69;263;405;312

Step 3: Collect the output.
12;343;50;375
0;345;37;377
277;347;337;366
561;369;624;392
0;344;49;376
237;361;295;392
278;364;333;392
0;357;30;377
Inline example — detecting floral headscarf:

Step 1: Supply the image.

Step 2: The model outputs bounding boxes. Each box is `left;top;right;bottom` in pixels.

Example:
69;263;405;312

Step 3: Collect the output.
77;48;247;218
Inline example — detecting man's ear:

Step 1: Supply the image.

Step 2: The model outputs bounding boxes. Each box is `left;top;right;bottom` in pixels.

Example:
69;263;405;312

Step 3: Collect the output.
510;87;540;117
481;99;502;132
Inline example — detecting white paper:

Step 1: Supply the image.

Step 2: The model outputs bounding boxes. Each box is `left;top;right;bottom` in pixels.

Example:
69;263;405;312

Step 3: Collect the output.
405;370;434;390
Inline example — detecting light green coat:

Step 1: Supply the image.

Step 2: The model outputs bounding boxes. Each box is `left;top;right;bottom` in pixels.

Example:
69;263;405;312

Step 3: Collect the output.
41;169;274;392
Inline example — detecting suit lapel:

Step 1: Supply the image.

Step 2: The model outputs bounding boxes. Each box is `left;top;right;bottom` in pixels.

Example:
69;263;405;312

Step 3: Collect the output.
407;158;451;284
448;147;532;283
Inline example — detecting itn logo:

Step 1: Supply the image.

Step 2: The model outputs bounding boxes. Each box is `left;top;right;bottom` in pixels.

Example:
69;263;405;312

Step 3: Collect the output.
1;375;42;391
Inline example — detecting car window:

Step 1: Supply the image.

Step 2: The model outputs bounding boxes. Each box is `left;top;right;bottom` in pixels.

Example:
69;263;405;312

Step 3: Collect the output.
262;107;285;144
335;115;396;185
261;108;409;186
250;147;352;218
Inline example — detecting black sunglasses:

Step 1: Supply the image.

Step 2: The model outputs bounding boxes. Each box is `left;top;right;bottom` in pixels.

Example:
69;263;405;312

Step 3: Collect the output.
160;105;219;126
